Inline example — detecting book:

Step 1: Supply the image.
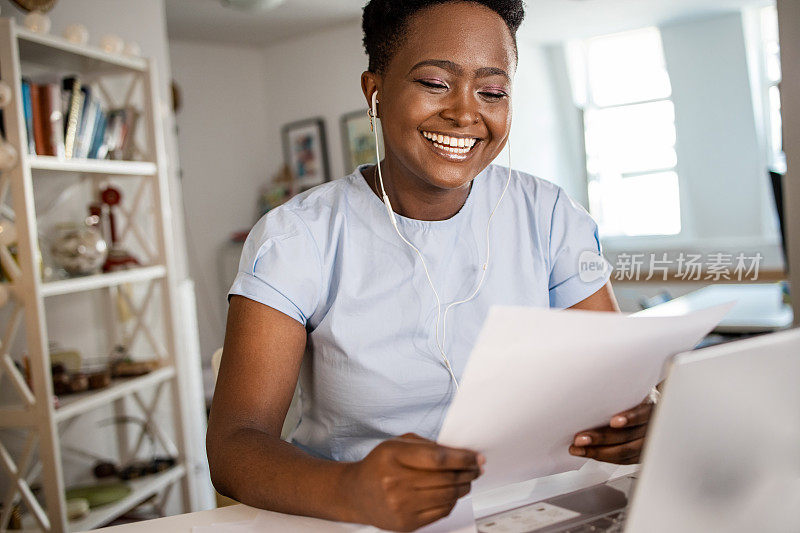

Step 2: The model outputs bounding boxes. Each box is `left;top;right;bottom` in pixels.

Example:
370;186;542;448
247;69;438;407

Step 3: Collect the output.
21;79;35;155
43;83;65;159
88;108;107;159
62;77;84;159
75;94;98;159
116;106;140;160
30;83;46;155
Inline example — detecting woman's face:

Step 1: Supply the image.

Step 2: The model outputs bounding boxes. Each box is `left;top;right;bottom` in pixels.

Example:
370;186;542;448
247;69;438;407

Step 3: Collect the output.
365;1;517;191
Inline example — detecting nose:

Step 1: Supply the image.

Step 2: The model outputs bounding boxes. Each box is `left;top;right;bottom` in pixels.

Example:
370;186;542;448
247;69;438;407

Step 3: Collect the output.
439;88;480;127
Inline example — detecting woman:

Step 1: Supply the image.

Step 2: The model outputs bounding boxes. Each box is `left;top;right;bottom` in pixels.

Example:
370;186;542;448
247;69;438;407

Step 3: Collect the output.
207;1;652;531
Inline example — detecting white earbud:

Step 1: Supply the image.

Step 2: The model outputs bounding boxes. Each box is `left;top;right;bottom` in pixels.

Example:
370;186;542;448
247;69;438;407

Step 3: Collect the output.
370;89;513;392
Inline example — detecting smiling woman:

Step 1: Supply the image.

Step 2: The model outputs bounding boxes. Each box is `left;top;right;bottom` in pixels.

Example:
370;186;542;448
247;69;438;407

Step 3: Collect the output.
206;1;637;532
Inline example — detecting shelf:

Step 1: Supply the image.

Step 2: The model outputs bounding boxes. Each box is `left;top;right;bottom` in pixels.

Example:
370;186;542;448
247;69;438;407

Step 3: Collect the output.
15;26;146;75
29;156;157;176
54;366;175;422
0;407;36;427
41;265;166;297
66;464;186;532
0;16;194;531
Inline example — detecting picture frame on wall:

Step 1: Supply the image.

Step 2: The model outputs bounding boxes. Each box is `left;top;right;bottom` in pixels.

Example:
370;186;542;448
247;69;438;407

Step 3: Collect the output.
282;117;330;189
340;110;384;174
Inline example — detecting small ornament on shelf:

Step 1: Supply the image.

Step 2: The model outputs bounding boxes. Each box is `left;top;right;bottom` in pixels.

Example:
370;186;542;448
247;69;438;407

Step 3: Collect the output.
99;34;124;55
99;185;140;272
62;23;89;45
0;81;13;107
0;141;18;172
49;219;108;276
23;11;51;34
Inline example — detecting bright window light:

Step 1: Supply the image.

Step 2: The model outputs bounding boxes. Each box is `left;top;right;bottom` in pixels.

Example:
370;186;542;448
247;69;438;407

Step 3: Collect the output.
588;172;682;237
575;27;681;237
585;100;677;176
587;28;672;107
761;5;784;171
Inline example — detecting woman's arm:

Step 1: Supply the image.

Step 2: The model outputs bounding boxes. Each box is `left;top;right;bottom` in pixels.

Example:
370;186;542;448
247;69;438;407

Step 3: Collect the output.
568;281;619;312
207;296;353;519
207;296;483;531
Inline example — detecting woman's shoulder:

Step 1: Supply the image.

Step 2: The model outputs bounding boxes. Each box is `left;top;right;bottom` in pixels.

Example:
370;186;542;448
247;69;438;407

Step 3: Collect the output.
278;172;361;217
245;171;365;252
482;164;563;208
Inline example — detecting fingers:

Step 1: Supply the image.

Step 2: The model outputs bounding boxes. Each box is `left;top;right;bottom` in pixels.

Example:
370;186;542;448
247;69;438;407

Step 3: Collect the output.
569;437;645;464
394;439;482;472
412;468;481;489
572;424;647;447
414;483;471;504
416;503;457;527
610;401;653;428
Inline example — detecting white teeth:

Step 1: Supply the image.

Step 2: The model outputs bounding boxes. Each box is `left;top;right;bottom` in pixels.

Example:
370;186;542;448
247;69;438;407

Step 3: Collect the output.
422;131;478;155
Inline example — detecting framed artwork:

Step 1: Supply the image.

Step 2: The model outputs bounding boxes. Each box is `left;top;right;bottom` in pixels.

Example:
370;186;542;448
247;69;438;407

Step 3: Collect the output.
340;110;384;174
282;117;330;186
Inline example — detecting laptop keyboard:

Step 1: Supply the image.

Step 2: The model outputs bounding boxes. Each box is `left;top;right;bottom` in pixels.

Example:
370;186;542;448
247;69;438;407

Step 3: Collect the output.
560;510;627;532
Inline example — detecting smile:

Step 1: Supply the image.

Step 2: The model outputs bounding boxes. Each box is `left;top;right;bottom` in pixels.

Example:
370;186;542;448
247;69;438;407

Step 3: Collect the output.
421;131;480;161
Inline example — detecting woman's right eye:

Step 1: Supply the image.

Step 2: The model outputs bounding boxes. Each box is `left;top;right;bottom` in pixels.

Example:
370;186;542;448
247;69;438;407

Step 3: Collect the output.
417;80;448;90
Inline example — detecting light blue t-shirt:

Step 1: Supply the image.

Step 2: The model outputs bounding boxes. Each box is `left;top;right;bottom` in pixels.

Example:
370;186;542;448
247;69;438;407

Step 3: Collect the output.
228;164;609;462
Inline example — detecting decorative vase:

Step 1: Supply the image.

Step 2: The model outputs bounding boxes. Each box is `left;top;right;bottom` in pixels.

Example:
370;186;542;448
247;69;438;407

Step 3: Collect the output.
50;222;108;276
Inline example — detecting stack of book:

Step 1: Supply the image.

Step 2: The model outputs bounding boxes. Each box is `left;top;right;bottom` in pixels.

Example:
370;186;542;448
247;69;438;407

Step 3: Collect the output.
21;76;139;161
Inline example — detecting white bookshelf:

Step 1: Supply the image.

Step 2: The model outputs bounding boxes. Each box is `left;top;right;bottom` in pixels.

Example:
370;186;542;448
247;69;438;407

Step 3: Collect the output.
28;156;157;176
40;265;166;297
0;17;195;533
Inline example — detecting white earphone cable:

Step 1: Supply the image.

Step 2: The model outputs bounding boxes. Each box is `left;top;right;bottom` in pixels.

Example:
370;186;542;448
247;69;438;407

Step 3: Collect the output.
370;92;512;391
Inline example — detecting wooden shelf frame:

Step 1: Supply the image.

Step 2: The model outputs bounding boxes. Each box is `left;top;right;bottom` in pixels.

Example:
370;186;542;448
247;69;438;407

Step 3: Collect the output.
53;366;175;423
65;465;186;533
28;156;157;176
15;26;146;75
0;17;196;533
40;265;166;298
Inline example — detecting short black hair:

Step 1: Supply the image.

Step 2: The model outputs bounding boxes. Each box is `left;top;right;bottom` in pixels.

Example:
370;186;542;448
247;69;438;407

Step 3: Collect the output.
362;0;525;74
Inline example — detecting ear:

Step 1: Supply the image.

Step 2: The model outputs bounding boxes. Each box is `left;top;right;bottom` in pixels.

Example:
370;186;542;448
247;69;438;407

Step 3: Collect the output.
361;71;381;116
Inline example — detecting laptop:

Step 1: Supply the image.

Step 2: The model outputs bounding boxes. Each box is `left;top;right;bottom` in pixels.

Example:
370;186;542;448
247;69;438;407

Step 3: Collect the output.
475;328;800;533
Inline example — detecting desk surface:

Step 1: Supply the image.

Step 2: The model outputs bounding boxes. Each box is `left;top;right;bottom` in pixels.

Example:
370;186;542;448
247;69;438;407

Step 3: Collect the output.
96;464;635;533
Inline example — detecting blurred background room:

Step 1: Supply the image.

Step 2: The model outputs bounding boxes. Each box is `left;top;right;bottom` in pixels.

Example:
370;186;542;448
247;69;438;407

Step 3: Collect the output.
0;0;798;530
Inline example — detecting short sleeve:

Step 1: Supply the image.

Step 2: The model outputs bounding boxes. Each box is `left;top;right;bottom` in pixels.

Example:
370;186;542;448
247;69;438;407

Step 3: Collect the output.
548;188;611;308
228;208;321;326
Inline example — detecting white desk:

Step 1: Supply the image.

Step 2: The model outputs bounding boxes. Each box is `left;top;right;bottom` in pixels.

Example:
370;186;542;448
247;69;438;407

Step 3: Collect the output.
97;463;635;532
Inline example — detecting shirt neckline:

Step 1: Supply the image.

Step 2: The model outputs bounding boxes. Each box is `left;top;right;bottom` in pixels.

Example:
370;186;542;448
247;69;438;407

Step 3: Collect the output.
353;164;482;229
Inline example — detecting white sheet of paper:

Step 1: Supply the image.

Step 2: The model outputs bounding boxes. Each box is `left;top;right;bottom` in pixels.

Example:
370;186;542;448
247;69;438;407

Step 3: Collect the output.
437;303;733;493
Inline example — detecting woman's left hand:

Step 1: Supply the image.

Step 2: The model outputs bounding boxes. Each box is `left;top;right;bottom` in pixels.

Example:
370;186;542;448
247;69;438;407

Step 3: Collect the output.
568;399;653;465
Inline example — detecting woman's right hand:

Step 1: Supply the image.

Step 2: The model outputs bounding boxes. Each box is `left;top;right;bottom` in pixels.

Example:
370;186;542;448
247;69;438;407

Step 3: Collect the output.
342;433;484;532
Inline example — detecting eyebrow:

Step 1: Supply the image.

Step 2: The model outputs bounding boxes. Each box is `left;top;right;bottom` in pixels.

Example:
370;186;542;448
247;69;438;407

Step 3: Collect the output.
408;59;510;82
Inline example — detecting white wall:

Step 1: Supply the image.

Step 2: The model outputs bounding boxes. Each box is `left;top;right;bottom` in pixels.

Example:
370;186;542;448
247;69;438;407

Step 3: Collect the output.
661;12;773;244
169;40;271;365
494;40;588;204
260;22;368;179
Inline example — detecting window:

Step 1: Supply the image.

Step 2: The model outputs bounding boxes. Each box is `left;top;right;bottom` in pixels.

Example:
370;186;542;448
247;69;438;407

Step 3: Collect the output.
570;28;681;237
761;5;784;172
